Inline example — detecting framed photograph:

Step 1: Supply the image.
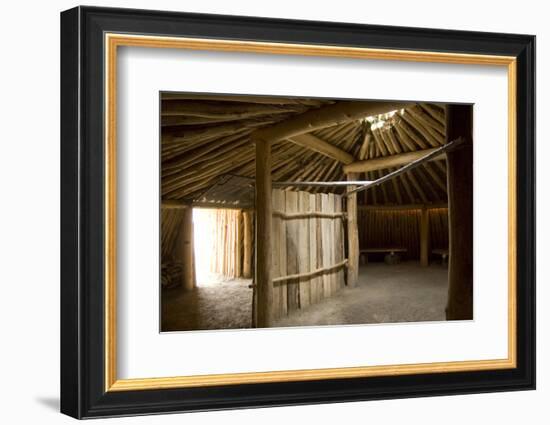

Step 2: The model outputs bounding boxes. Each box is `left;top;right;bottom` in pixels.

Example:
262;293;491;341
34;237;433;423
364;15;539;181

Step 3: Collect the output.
60;6;535;419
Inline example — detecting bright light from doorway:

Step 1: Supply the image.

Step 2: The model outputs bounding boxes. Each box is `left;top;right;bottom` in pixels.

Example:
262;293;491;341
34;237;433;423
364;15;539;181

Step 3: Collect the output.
192;208;219;286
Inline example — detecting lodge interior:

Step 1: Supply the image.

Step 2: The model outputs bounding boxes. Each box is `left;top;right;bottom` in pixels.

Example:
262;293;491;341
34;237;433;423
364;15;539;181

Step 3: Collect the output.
160;94;473;332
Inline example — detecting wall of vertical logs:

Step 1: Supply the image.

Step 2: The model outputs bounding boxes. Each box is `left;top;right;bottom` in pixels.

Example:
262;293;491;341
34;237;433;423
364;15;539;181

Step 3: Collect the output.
420;207;430;266
242;210;254;279
357;207;449;260
160;206;196;290
270;188;346;319
161;206;255;288
210;209;243;278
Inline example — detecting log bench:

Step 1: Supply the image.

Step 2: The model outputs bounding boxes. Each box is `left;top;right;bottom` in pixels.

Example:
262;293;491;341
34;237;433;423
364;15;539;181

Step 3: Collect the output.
360;248;407;265
431;248;449;265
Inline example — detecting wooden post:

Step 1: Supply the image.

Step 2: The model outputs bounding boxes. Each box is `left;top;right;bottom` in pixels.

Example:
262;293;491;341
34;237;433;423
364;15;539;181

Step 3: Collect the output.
420;207;430;266
346;172;360;287
255;138;273;327
285;191;300;311
242;210;253;278
235;210;242;278
178;206;196;291
445;105;473;320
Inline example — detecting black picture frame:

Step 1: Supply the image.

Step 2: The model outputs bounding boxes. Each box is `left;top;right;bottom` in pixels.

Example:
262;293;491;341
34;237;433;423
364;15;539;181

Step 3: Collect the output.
61;5;535;419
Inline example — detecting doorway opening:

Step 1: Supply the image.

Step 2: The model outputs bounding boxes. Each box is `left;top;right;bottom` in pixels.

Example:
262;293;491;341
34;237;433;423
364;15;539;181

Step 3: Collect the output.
193;208;248;286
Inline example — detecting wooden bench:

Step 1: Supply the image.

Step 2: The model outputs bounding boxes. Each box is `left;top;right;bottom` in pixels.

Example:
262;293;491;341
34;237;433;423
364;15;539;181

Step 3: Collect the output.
431;248;449;265
360;248;407;265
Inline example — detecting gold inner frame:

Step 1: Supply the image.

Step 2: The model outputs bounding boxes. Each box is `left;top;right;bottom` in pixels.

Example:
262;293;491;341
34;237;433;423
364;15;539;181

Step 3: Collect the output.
104;33;517;392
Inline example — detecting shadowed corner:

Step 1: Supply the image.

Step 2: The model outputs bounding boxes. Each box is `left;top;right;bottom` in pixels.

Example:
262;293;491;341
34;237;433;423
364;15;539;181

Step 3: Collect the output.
35;396;59;412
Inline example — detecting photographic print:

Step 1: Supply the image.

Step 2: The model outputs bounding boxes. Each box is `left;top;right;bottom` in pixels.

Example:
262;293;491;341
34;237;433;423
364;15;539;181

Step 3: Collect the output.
160;94;472;332
61;7;535;417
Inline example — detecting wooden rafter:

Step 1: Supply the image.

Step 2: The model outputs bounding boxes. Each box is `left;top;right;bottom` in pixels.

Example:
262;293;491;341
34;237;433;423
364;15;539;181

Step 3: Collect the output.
376;169;390;204
159;94;449;205
403;110;445;146
390;168;404;204
423;162;447;193
420;103;446;125
409;105;445;136
386;127;403;154
405;171;426;202
372;128;389;156
287;133;354;164
393;119;419;152
396;118;430;149
415;166;440;200
358;128;372;160
401;111;442;147
398;173;416;203
343;147;445;174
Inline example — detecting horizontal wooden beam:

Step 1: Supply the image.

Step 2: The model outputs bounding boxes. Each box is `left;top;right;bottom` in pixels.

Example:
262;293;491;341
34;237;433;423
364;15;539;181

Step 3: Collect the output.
344;147;444;174
192;203;249;210
273;210;346;220
234;175;372;187
345;137;463;196
273;179;372;188
162;200;251;210
161;200;190;209
287;133;354;164
252;100;411;143
358;203;448;211
272;260;348;285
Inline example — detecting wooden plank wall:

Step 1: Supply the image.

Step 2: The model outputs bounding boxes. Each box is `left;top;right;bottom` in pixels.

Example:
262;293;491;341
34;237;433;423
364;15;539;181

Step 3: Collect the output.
357;207;449;260
271;189;345;319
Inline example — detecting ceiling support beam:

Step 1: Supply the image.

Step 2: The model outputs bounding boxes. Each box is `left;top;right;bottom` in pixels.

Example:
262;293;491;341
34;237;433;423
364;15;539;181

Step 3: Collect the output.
273;180;373;188
344;138;463;197
343;147;445;174
161;200;190;209
252;100;411;143
287;133;355;164
358;203;448;211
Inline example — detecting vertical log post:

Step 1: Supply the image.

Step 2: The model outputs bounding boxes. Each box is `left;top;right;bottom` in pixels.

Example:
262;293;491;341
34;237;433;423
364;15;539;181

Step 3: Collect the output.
242;210;253;278
446;105;473;320
178;206;196;291
420;207;430;266
255;138;273;327
346;172;360;287
235;210;243;278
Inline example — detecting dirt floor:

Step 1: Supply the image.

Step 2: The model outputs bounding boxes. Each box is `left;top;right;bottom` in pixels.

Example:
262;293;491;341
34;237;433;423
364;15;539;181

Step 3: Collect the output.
274;262;449;328
161;276;253;332
161;262;449;332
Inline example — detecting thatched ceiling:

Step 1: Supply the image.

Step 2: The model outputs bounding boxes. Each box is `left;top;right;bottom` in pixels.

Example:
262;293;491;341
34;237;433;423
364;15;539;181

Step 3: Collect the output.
161;93;447;207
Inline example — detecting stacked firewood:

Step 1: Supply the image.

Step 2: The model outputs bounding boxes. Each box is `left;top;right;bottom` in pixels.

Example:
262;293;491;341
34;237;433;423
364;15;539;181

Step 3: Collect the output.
161;261;184;289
